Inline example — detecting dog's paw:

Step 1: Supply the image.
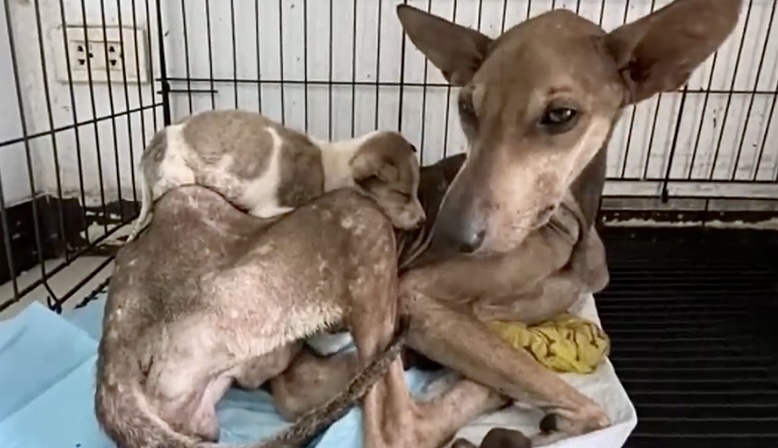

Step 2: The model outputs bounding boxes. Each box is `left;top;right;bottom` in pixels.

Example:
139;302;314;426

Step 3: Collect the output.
539;408;610;433
534;406;610;446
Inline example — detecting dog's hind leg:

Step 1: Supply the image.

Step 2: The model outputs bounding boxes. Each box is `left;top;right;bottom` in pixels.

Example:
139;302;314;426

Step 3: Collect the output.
270;348;361;420
349;280;414;448
394;372;508;448
336;220;419;448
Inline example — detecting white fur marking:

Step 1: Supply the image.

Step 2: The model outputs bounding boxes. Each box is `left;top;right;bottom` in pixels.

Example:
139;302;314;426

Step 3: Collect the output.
320;130;384;191
155;124;195;197
239;127;295;218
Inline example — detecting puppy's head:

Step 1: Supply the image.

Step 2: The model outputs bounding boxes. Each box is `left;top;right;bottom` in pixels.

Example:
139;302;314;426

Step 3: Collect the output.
349;131;425;230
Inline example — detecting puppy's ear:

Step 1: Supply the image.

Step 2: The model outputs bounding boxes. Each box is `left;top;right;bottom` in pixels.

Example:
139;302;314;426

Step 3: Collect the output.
351;151;397;189
604;0;742;104
397;4;492;86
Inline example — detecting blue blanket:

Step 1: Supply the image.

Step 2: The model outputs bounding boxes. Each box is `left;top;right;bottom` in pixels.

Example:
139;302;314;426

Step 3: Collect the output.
0;295;440;448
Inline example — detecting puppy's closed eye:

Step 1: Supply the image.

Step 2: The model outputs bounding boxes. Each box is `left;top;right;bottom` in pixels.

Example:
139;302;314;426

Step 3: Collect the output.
392;190;413;203
355;174;382;191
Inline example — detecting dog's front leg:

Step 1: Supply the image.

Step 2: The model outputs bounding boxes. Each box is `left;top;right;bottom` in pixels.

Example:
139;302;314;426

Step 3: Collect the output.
403;225;577;302
400;284;610;439
410;374;509;447
472;271;584;326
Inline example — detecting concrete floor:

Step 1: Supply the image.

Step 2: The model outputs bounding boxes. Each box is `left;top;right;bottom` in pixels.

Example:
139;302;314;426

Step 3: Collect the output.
0;256;113;320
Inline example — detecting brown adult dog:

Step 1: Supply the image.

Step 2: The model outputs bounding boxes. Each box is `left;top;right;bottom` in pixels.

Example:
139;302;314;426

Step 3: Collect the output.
269;0;743;446
94;185;414;448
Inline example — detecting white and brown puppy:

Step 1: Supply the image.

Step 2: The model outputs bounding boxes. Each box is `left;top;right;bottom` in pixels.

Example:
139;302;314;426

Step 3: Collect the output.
127;109;425;241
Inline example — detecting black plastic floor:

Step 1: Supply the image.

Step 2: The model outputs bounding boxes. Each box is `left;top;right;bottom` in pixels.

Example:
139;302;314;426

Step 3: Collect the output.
598;228;778;448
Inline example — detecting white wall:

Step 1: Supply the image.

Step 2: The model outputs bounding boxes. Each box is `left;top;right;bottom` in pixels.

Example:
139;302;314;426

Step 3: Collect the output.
3;0;161;207
0;3;34;206
2;0;778;208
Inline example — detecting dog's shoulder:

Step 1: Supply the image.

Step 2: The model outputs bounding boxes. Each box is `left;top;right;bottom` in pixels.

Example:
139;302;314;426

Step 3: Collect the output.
263;188;394;251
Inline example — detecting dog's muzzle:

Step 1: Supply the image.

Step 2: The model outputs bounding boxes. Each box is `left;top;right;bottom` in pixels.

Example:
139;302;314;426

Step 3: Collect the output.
429;203;487;254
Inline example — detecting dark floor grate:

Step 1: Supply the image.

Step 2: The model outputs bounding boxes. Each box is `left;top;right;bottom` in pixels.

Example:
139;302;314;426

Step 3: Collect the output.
599;228;778;448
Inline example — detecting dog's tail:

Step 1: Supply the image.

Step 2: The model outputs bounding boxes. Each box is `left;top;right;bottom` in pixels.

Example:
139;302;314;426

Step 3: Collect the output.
95;317;409;448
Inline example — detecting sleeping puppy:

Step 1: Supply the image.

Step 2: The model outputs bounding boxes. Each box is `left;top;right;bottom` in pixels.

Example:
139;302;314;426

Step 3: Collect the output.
127;109;425;241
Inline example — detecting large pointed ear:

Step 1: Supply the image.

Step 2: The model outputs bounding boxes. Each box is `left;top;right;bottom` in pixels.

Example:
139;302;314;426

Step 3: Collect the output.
397;4;492;86
605;0;743;105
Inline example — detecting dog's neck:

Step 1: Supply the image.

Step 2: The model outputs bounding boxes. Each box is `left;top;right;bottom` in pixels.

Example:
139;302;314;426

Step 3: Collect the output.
316;131;383;191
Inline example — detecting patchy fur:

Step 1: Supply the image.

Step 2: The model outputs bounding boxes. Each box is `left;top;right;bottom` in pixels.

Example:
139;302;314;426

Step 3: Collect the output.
95;186;414;448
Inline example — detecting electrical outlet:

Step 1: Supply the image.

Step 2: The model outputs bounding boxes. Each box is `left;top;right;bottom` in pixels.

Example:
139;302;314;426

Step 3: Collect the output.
105;41;123;71
52;25;149;84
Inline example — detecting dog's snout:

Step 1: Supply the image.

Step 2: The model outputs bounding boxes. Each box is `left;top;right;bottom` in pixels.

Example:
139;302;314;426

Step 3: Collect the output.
433;219;486;254
461;229;486;253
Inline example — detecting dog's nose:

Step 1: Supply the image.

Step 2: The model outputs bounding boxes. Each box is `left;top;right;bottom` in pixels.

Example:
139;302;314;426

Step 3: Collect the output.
460;229;486;253
432;221;486;254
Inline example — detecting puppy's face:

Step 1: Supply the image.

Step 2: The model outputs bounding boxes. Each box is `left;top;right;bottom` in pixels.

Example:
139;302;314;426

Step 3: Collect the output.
350;131;425;230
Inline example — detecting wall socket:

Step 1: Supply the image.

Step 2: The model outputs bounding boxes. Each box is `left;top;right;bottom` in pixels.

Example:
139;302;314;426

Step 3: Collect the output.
52;25;149;84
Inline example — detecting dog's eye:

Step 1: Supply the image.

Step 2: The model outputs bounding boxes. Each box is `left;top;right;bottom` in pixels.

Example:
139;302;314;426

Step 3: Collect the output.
539;106;579;134
458;95;477;121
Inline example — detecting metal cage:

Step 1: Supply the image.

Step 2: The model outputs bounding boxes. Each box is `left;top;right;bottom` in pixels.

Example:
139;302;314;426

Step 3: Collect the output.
0;0;777;308
2;1;778;446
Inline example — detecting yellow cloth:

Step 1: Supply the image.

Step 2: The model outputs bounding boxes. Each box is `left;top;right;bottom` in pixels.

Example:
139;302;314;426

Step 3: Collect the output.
487;313;610;374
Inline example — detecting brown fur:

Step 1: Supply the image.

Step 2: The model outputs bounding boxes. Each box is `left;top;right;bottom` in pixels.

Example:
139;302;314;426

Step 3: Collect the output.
268;1;743;446
95;185;415;448
128;110;424;242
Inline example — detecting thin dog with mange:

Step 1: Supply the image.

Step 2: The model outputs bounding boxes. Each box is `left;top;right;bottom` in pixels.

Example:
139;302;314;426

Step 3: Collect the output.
127;109;424;241
95;184;417;448
269;0;743;446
